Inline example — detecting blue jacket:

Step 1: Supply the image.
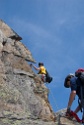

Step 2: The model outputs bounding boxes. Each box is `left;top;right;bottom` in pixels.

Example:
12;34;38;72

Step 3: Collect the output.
70;77;81;99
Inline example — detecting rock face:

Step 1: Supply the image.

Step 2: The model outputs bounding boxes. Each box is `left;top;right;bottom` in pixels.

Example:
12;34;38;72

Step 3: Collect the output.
0;20;56;125
0;20;81;125
55;108;81;125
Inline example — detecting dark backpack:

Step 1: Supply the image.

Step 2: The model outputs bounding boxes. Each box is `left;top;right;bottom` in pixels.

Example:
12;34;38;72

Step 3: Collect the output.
46;70;53;83
75;68;84;116
75;68;84;84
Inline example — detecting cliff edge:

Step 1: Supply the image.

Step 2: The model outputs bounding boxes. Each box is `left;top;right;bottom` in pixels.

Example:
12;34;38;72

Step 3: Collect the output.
0;20;81;125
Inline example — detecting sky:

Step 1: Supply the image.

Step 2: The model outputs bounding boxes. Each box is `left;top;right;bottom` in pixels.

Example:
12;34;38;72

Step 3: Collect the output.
1;0;84;118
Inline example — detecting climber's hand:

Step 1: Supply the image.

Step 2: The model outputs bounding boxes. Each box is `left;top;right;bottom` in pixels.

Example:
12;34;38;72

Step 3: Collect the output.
66;108;71;117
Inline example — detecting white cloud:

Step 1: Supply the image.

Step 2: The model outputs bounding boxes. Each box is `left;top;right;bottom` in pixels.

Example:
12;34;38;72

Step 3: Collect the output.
9;18;51;37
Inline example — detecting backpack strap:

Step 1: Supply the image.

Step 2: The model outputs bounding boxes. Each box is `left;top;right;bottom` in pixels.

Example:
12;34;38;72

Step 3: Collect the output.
78;98;82;112
80;85;84;119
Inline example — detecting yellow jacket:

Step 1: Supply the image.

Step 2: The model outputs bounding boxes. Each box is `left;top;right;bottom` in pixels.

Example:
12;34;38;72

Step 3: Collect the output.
38;66;46;74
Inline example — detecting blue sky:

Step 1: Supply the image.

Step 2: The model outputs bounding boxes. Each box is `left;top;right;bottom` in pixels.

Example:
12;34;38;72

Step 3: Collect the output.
1;0;84;118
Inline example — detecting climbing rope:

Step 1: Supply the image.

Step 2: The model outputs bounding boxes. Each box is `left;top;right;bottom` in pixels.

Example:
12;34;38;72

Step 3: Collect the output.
46;84;59;111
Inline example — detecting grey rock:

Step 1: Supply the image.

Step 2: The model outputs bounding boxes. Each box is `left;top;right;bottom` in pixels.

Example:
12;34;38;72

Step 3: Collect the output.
0;19;80;125
0;20;56;125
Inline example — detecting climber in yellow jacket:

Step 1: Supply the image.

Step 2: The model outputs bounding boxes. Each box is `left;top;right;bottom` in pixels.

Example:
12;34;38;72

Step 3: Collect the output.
30;62;46;82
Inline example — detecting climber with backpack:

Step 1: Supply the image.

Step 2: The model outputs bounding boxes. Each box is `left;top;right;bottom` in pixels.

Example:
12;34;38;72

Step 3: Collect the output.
30;62;53;83
64;69;84;123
